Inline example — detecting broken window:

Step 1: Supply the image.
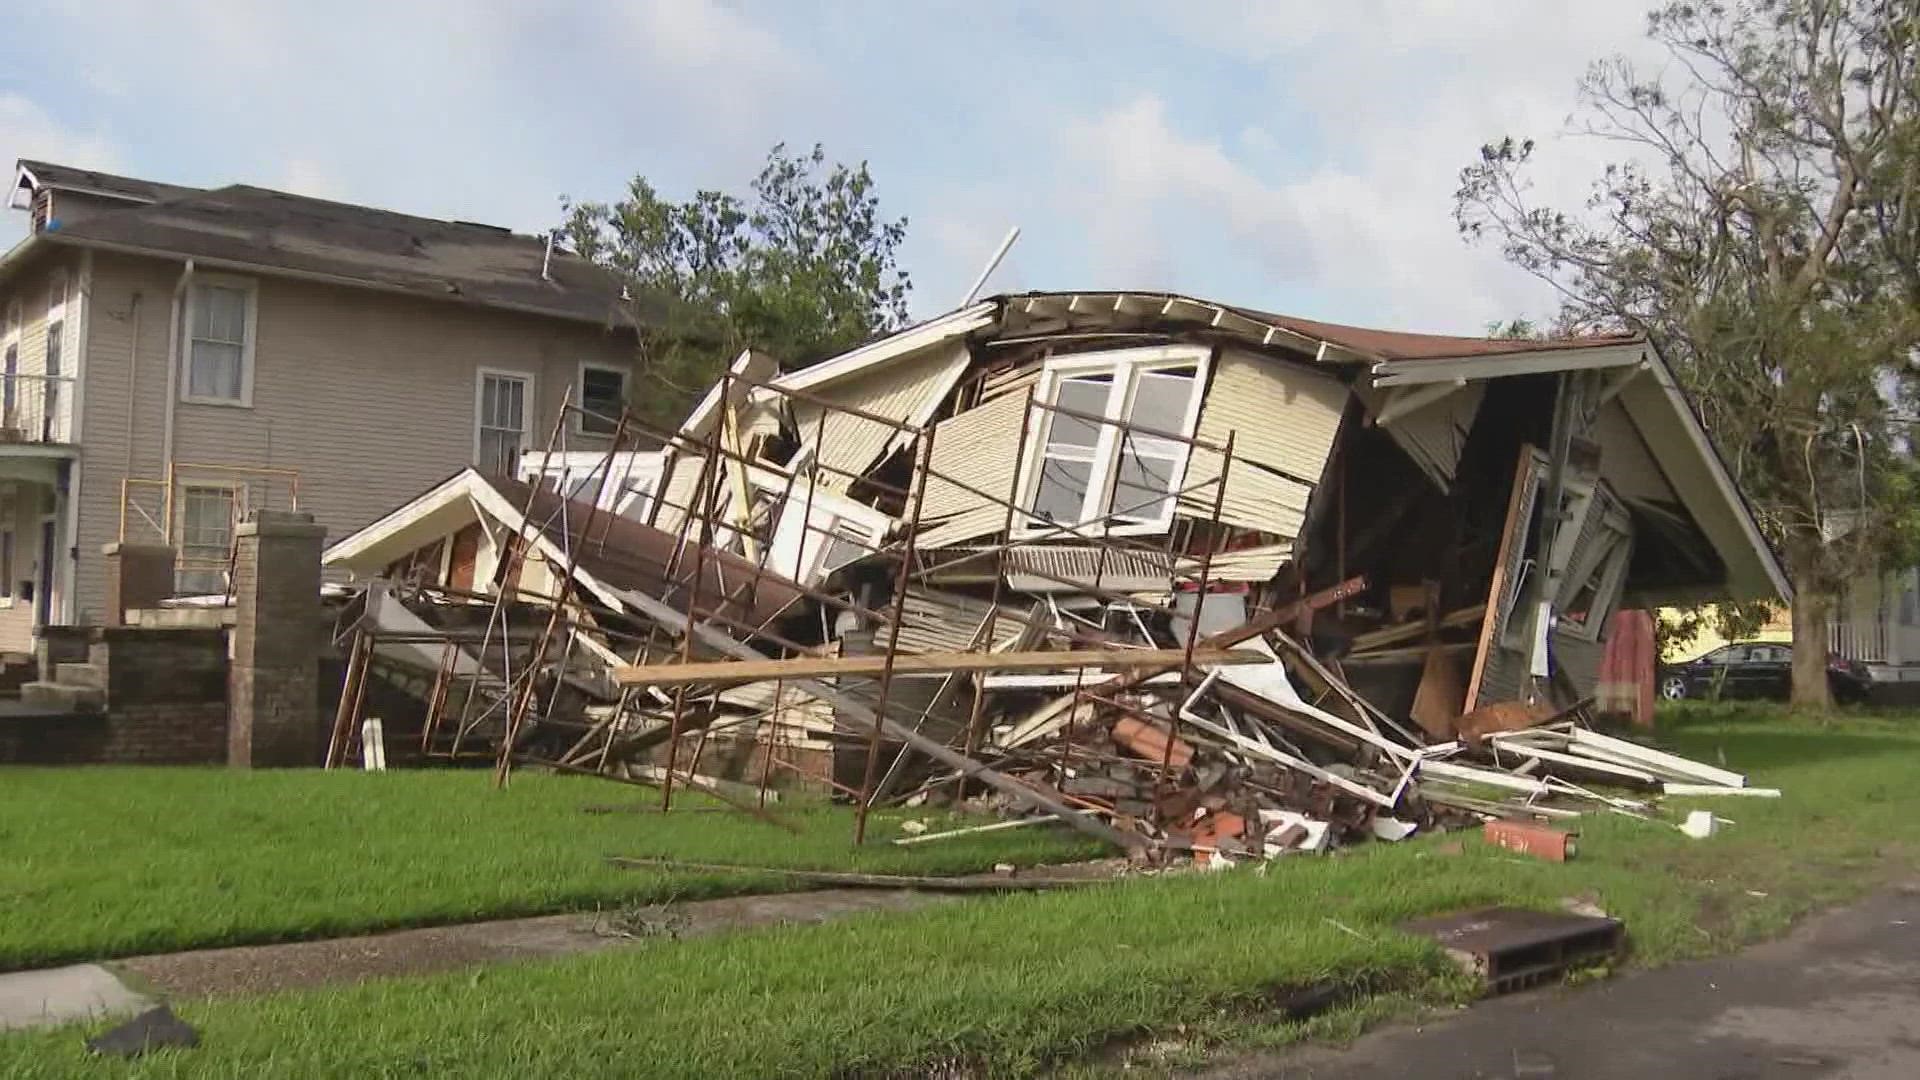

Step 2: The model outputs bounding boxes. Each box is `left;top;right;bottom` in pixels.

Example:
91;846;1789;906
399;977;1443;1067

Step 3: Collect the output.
185;278;254;403
1020;346;1208;537
1552;487;1632;643
766;479;890;585
477;371;531;475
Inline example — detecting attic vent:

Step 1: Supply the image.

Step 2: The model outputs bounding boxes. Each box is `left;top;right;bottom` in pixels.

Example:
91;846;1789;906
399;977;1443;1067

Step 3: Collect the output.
452;220;511;235
29;190;51;233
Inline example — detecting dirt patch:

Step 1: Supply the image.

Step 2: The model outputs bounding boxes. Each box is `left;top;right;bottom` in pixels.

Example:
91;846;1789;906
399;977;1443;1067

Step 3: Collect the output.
115;889;951;1000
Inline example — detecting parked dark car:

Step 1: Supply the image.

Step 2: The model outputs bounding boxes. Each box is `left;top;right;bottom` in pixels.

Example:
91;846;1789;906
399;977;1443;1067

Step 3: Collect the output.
1658;641;1870;703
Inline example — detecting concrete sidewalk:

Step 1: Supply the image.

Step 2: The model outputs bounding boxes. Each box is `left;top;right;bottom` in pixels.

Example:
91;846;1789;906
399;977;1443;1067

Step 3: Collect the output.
1204;885;1920;1079
0;886;951;1030
0;964;153;1033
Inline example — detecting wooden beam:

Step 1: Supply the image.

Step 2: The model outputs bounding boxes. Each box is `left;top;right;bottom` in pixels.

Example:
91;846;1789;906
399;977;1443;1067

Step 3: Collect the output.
606;585;1146;851
614;646;1269;689
1373;378;1465;427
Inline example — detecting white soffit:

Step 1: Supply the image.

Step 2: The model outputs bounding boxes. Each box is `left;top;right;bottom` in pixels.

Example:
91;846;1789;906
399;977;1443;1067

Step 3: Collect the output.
1369;342;1650;388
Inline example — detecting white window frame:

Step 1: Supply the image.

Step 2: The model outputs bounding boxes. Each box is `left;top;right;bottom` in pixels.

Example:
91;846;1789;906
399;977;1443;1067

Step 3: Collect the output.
175;481;243;596
762;475;893;586
474;367;536;474
1012;344;1212;539
181;274;258;407
45;270;67;374
2;300;18;427
576;361;630;435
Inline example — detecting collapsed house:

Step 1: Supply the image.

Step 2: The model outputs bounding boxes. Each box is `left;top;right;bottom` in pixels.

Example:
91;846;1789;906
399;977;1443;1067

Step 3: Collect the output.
321;291;1788;858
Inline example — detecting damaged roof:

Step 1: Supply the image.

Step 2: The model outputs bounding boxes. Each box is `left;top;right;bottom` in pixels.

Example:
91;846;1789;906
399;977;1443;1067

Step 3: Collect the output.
11;160;642;327
10;159;201;208
1228;307;1640;362
325;468;807;627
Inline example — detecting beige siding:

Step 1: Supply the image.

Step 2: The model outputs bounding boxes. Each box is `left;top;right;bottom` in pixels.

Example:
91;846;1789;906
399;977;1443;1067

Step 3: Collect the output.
790;341;967;492
74;252;635;622
1179;349;1347;537
915;391;1030;548
0;254;80;383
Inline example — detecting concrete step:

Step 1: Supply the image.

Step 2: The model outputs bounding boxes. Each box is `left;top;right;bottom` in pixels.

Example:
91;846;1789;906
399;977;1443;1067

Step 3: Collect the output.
55;662;105;690
20;681;105;713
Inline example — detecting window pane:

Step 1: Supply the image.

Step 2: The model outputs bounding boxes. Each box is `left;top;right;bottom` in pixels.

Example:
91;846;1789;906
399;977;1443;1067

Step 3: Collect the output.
1127;368;1198;436
1112;450;1180;522
1032;455;1093;524
581;367;626;433
190;341;243;398
482;377;500;424
195;286;246;342
181;488;234;550
1047;378;1108;448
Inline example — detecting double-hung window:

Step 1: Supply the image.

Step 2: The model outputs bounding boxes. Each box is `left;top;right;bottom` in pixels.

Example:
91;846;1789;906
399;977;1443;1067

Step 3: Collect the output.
184;277;257;404
1019;345;1210;537
177;484;239;595
476;370;533;475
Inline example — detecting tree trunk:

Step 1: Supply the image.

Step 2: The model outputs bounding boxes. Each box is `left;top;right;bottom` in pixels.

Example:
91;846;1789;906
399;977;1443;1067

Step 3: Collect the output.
1789;574;1834;709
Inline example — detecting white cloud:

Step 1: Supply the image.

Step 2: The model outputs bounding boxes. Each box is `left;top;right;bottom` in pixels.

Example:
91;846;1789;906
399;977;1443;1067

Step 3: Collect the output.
0;95;124;245
1058;96;1313;289
1046;1;1663;332
0;94;121;175
274;157;347;202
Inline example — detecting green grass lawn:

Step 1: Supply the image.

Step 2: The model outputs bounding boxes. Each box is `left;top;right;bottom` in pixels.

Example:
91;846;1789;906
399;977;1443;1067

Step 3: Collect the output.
0;766;1104;971
4;707;1918;1077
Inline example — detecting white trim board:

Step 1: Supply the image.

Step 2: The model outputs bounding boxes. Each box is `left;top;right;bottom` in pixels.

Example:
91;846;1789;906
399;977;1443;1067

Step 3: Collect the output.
1369;343;1649;388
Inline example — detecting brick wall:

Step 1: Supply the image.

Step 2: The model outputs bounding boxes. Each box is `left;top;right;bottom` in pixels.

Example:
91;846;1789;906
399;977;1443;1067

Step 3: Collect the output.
0;627;228;765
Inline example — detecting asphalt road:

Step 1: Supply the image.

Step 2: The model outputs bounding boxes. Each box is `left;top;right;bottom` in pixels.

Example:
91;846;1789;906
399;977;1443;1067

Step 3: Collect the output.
1203;884;1920;1079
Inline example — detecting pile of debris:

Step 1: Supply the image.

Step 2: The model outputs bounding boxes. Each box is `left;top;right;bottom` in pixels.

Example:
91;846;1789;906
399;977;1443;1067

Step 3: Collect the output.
314;289;1784;863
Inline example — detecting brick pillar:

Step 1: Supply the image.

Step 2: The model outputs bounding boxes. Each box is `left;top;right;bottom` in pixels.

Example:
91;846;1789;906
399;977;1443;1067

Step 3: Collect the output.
228;511;327;768
101;542;176;626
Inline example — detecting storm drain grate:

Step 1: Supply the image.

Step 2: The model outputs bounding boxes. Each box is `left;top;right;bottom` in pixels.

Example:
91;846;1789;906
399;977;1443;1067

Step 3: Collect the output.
1401;906;1624;995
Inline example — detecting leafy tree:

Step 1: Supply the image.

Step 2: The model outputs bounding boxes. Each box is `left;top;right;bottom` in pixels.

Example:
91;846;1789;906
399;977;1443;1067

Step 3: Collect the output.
563;144;913;428
1456;0;1920;705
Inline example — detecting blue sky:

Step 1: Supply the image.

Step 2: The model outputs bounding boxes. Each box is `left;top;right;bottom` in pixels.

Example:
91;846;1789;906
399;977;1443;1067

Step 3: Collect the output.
2;1;1658;332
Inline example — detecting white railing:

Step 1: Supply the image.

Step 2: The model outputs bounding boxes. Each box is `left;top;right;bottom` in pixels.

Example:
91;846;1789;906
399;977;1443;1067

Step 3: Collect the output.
1831;617;1888;662
0;373;76;445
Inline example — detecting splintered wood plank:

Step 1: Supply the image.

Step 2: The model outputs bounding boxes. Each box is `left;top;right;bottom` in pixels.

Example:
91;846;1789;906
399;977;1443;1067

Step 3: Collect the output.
613;646;1269;688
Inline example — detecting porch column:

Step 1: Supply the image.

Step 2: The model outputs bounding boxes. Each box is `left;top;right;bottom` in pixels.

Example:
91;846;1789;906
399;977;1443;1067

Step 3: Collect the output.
101;542;175;626
228;510;327;768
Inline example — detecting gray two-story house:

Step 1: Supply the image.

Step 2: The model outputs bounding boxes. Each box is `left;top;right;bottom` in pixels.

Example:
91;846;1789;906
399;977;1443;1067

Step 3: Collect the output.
0;160;639;652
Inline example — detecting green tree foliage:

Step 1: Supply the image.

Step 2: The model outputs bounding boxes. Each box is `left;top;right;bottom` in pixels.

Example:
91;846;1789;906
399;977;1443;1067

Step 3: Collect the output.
1456;0;1920;705
563;144;913;427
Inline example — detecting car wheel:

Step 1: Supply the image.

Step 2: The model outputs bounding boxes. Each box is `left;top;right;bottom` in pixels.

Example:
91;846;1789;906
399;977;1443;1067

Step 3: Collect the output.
1660;675;1690;700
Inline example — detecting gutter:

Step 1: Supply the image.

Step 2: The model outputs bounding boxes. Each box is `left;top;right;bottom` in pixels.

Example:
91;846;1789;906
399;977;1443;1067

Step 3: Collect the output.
0;232;45;279
35;232;629;332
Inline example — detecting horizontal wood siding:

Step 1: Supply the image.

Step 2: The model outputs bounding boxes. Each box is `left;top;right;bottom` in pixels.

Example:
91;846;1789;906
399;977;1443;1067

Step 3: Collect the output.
73;252;634;622
791;343;966;492
915;391;1029;548
1179;349;1346;538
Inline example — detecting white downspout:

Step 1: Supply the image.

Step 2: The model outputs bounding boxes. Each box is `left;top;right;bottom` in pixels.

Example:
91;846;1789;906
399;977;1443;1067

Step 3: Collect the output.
162;259;194;520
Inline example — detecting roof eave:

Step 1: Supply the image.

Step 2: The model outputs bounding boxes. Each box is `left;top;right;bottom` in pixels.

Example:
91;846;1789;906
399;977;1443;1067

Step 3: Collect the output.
37;231;630;330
